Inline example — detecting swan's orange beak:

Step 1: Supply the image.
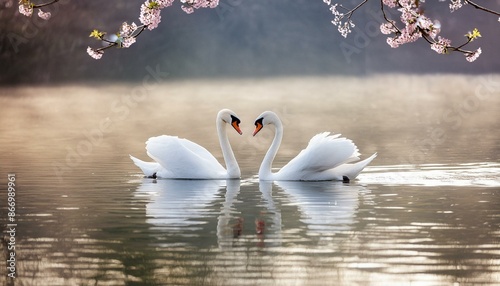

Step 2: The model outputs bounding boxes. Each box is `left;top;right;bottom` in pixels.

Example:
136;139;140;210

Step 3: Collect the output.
253;122;263;136
232;121;243;135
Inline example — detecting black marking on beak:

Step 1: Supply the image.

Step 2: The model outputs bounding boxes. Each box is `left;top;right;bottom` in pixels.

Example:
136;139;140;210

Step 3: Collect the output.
253;117;264;136
230;115;242;135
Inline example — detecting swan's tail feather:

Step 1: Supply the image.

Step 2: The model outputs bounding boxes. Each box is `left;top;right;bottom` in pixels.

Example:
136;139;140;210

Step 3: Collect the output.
129;155;161;177
335;153;377;181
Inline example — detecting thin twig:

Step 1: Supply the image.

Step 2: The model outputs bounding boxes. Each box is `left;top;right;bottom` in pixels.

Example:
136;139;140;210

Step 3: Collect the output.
419;28;474;55
344;0;369;21
95;43;118;53
32;0;60;9
465;0;500;17
93;25;147;52
132;25;147;38
455;38;472;50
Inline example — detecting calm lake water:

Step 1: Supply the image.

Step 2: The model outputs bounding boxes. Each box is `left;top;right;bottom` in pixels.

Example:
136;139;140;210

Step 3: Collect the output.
1;75;499;285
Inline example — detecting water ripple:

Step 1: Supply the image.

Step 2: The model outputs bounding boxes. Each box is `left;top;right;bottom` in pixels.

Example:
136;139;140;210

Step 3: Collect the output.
359;162;500;187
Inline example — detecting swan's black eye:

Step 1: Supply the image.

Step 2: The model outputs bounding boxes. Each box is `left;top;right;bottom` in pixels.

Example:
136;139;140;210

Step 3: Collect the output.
254;117;263;126
230;115;240;125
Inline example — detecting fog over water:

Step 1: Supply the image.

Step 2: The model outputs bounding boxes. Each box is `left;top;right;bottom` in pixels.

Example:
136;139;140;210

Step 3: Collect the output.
0;75;499;285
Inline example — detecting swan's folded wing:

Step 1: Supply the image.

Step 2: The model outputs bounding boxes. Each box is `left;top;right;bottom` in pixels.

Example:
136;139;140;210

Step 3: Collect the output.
145;135;225;178
279;132;360;176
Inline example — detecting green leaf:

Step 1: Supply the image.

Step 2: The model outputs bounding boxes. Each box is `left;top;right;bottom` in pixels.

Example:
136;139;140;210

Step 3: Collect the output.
89;29;105;40
465;28;481;41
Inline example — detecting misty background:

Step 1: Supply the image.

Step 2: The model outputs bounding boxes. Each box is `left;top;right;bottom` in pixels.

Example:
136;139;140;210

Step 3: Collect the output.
0;0;499;85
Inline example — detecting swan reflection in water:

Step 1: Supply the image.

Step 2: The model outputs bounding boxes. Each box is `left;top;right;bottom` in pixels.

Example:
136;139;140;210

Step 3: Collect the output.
274;181;361;237
133;178;284;248
133;178;363;248
217;180;283;248
134;179;226;229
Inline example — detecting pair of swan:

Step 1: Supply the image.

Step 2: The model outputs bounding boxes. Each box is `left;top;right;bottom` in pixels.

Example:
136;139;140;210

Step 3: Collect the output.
130;109;377;181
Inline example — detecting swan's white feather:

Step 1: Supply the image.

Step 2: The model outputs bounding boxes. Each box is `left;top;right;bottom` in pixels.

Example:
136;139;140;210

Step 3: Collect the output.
130;109;240;179
145;135;227;179
276;132;363;180
256;111;376;181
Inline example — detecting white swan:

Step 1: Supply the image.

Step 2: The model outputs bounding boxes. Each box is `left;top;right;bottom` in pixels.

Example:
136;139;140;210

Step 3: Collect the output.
253;111;377;181
130;109;242;179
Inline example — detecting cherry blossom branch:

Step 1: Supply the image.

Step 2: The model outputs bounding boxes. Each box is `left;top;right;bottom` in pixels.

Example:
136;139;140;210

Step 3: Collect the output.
334;0;369;21
16;0;220;59
380;2;401;34
86;0;220;59
419;27;477;54
328;0;370;37
18;0;53;19
87;24;148;59
328;0;496;62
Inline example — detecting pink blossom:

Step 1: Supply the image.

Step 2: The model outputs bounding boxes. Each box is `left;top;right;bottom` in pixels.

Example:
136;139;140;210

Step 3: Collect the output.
429;20;441;39
438;36;450;46
87;47;103;60
385;22;421;49
157;0;175;8
118;22;138;48
181;5;194;14
336;21;354;38
417;15;440;39
140;2;162;30
399;7;418;24
329;3;354;38
386;37;399;48
398;23;421;44
18;4;33;17
180;0;219;13
417;15;433;30
398;0;416;9
37;9;51;20
330;4;343;26
449;0;463;12
120;22;138;37
430;44;444;54
380;22;397;35
382;0;397;8
465;48;481;62
209;0;219;8
430;36;450;54
122;37;136;48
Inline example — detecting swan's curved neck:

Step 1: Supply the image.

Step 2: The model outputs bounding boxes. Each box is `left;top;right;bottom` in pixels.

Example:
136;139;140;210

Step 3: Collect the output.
259;118;283;180
217;119;240;178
